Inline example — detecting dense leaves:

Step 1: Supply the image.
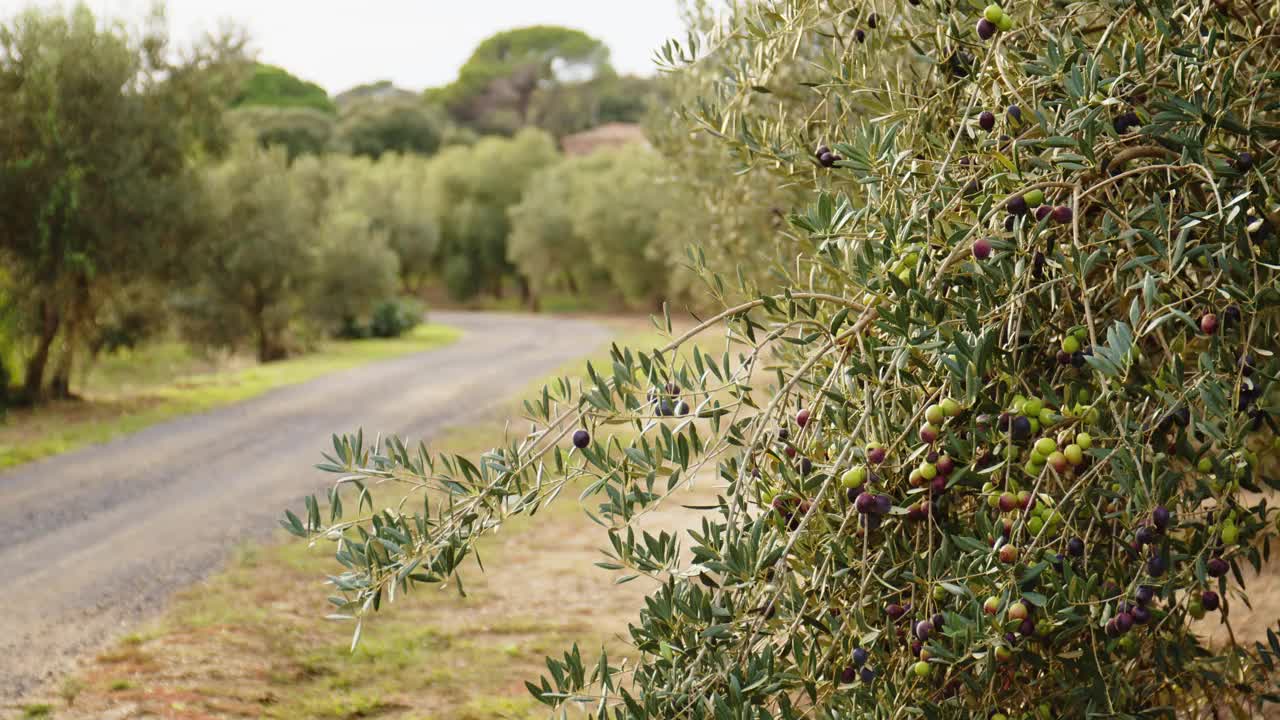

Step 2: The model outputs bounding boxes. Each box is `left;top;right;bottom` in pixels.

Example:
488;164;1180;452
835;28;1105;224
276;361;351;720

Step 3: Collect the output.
306;0;1280;715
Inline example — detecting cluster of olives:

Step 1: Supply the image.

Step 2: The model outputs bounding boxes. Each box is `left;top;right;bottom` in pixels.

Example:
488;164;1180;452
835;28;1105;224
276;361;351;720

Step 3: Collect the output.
976;3;1014;40
646;382;691;418
814;144;842;169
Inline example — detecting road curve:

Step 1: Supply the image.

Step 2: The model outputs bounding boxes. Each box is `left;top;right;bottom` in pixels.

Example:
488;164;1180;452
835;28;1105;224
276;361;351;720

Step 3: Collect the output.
0;311;610;702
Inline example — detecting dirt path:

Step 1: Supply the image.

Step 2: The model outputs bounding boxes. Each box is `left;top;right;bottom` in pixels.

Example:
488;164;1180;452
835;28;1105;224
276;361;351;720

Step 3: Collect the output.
0;312;610;703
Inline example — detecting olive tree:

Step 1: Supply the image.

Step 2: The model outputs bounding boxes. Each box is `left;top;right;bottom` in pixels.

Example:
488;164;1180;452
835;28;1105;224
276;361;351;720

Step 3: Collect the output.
507;151;633;306
309;210;402;336
333;154;440;291
429;128;560;300
573;145;681;310
0;3;245;400
176;142;315;362
288;1;1280;716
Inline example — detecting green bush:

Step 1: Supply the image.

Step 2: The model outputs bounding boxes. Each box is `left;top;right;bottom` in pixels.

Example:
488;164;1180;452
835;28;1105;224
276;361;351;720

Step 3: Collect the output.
290;1;1280;717
368;298;423;339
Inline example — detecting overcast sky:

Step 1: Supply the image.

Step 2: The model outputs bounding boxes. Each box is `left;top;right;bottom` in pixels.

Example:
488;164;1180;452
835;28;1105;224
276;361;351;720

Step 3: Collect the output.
8;1;687;94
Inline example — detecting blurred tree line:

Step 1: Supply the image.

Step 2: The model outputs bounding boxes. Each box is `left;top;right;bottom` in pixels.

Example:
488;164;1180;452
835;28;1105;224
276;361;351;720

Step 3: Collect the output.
0;2;784;407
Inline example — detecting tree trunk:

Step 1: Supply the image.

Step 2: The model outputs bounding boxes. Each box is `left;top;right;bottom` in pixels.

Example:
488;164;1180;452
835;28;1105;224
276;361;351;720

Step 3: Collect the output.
252;298;285;363
48;342;75;400
48;293;84;400
517;275;539;312
23;300;61;401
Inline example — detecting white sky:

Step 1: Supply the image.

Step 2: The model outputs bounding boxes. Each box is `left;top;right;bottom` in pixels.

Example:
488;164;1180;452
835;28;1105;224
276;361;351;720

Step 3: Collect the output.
8;1;686;94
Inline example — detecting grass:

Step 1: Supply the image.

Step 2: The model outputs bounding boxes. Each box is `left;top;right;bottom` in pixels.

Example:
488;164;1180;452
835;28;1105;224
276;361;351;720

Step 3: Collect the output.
0;324;461;470
43;318;724;720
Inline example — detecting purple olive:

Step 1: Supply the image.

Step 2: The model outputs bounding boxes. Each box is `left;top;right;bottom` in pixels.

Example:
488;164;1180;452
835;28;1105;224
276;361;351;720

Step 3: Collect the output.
1113;111;1140;133
977;18;996;39
915;620;934;641
860;666;876;683
1147;554;1167;577
1136;526;1158;546
936;455;955;475
1011;415;1032;442
1115;612;1134;633
886;603;906;620
1207;557;1229;578
573;429;591;449
1236;152;1254;172
1051;205;1073;224
853;647;869;666
979;111;996;131
1131;606;1151;624
872;494;893;516
1201;591;1220;611
855;492;876;514
1136;586;1155;605
1152;506;1171;531
1067;538;1085;557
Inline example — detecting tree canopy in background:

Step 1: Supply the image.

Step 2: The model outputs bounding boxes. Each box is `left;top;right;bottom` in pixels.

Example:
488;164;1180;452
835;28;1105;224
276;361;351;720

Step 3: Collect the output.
508;145;680;311
232;62;336;114
430;25;612;135
429;128;560;300
228;105;336;161
335;100;447;159
0;6;685;406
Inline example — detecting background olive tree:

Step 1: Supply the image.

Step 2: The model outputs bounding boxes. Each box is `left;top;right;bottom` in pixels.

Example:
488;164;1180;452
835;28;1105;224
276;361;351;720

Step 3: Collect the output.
290;0;1280;716
508;145;687;311
0;4;246;400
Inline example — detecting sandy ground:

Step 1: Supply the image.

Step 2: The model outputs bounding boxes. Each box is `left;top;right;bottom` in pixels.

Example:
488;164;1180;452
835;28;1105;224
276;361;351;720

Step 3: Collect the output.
0;312;610;703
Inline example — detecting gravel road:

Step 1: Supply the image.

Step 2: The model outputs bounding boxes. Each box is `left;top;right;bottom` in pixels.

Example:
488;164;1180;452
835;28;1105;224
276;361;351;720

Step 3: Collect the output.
0;311;609;702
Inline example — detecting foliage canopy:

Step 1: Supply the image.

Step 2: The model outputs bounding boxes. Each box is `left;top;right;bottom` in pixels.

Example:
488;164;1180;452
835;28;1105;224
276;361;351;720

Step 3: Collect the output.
232;62;336;114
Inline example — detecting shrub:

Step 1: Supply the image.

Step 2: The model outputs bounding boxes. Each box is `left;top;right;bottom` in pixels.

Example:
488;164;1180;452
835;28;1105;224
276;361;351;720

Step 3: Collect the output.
288;1;1280;717
368;298;423;339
